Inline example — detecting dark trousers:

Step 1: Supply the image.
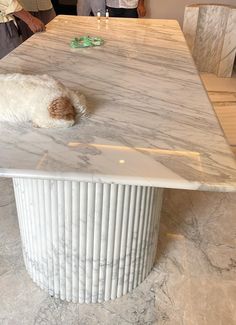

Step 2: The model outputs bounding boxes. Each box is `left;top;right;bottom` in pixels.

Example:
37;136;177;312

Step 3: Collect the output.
0;21;22;59
106;6;138;18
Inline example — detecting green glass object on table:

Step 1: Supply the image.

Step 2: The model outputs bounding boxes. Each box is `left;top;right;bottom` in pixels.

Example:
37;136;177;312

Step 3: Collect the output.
70;36;104;48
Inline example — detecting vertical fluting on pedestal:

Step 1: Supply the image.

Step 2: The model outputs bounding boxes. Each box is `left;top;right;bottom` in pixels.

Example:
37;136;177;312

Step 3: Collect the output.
13;178;163;303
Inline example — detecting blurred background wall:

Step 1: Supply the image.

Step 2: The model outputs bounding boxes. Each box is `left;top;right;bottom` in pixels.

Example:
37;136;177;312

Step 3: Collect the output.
146;0;236;26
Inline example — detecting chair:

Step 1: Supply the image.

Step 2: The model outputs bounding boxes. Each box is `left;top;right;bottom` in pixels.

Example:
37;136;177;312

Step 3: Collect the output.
183;4;236;77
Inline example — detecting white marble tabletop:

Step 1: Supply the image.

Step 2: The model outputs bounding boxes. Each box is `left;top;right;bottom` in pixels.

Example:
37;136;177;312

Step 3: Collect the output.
0;16;236;191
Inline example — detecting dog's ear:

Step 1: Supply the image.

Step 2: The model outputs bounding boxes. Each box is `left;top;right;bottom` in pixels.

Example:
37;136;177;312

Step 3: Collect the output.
48;97;76;121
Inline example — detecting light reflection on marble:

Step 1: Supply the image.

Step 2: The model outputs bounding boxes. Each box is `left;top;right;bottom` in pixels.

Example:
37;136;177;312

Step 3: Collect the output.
201;72;236;154
1;178;236;324
0;16;236;191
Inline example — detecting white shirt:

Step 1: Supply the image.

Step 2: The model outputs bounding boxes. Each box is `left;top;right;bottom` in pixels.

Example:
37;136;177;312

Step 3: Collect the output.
106;0;139;9
0;0;22;23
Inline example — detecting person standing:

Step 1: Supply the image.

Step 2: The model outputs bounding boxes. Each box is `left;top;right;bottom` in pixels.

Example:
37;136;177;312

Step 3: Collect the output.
106;0;146;18
77;0;105;17
0;0;45;59
17;0;56;41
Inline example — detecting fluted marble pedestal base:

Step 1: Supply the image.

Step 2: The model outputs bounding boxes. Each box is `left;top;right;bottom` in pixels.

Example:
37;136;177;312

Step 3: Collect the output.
13;178;163;303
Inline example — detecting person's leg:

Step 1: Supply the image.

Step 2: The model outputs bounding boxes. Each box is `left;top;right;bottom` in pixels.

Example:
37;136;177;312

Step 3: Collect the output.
77;0;92;16
91;0;105;16
123;8;138;18
0;21;22;59
106;6;125;17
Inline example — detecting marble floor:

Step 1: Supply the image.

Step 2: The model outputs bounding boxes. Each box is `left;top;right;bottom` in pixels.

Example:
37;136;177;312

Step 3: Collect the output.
0;73;236;325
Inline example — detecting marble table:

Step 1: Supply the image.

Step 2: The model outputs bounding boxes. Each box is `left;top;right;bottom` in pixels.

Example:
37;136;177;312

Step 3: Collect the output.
0;16;236;304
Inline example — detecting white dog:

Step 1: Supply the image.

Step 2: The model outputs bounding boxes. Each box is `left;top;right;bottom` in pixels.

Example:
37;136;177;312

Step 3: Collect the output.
0;73;86;128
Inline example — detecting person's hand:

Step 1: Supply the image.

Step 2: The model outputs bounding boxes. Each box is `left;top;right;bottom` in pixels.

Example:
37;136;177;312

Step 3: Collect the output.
13;10;46;33
137;1;146;18
27;16;45;33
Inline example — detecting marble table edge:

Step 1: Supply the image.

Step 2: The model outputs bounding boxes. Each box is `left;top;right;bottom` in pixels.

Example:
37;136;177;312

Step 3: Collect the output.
1;169;236;192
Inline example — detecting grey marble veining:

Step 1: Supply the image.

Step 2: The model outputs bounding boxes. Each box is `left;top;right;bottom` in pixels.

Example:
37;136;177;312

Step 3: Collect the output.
13;177;163;303
0;16;236;191
1;178;236;324
183;4;236;77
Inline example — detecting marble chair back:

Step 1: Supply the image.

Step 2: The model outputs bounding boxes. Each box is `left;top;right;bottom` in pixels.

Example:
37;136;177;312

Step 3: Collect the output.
183;4;236;78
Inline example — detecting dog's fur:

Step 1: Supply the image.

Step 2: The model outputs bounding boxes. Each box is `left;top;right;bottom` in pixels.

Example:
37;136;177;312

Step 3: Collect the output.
0;73;86;128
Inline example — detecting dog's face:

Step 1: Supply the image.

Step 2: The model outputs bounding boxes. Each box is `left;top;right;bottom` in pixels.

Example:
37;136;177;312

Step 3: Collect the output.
33;96;76;128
